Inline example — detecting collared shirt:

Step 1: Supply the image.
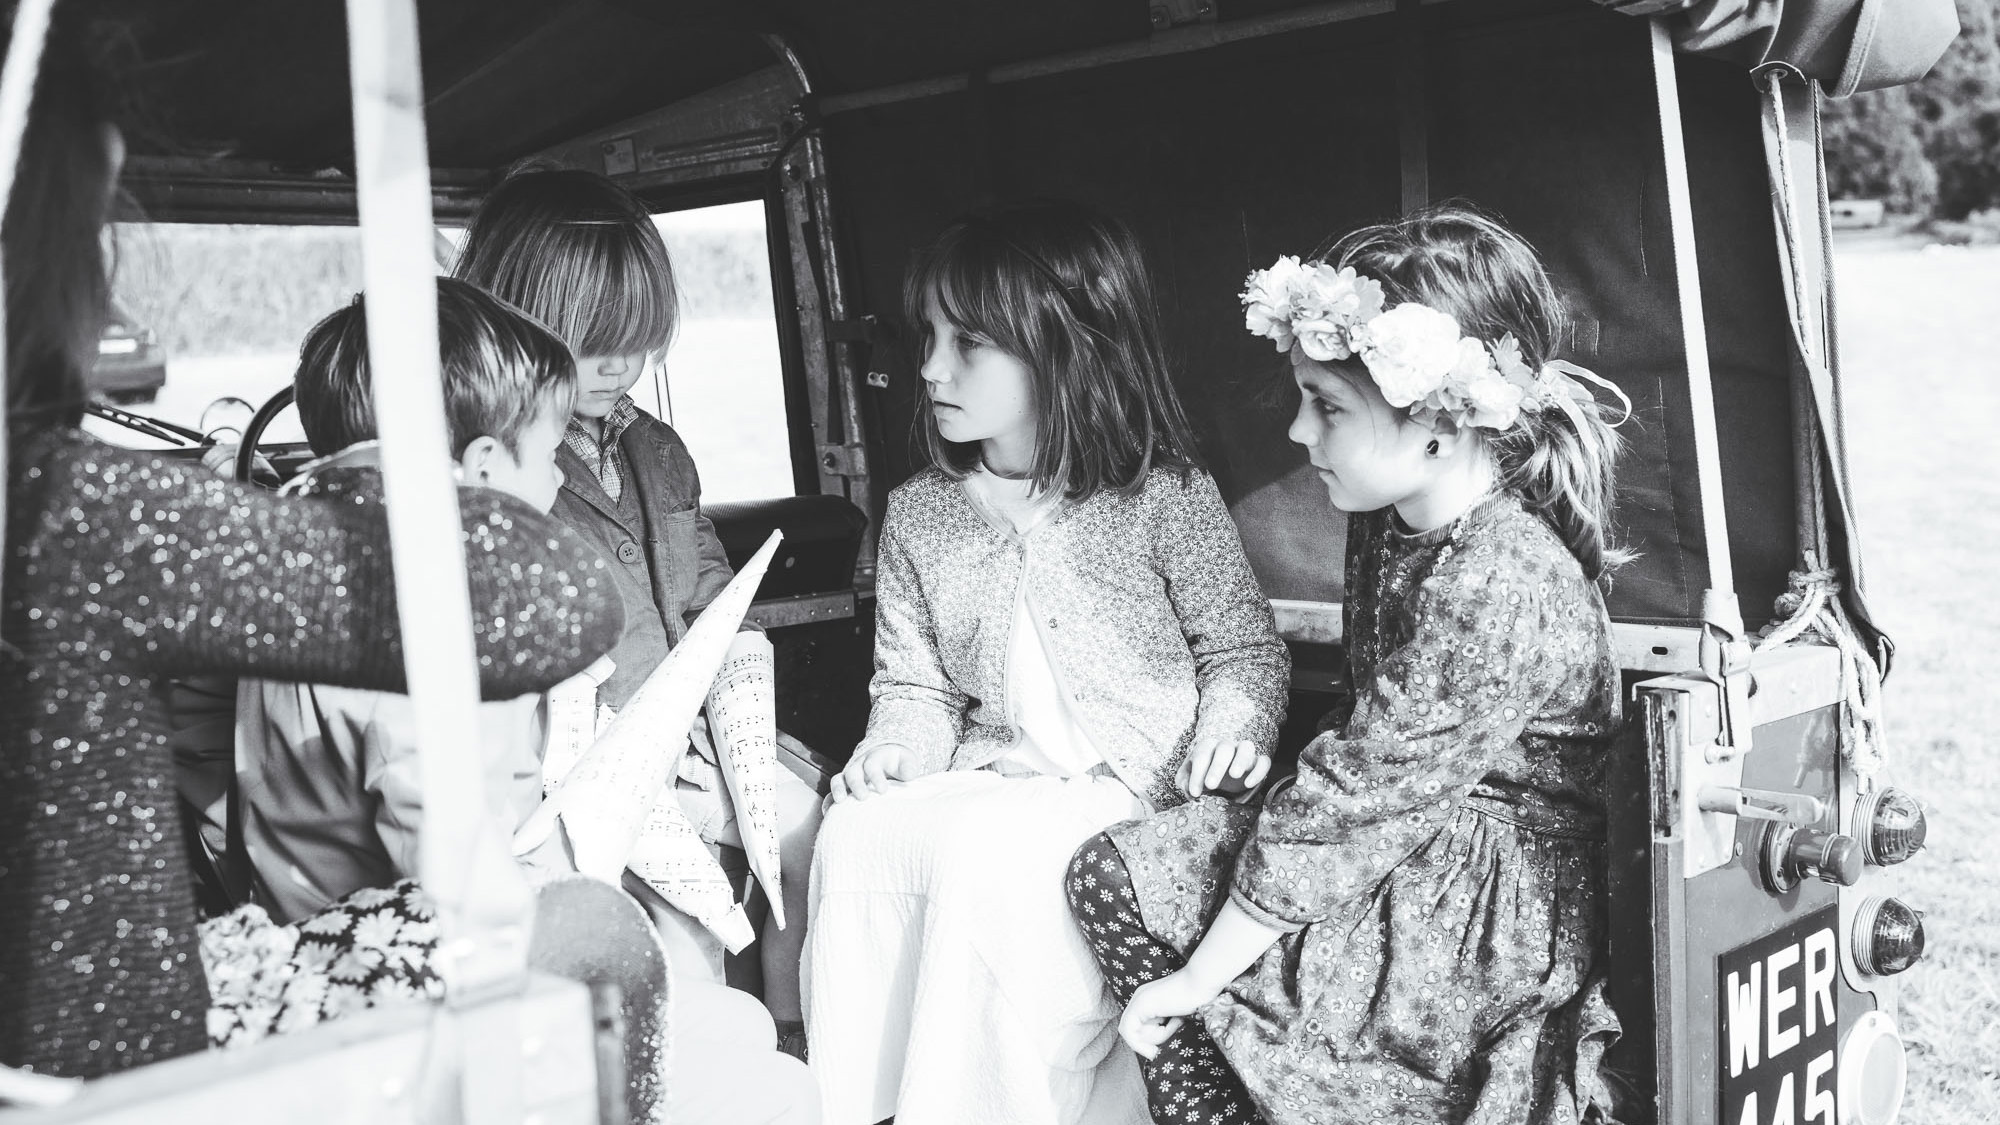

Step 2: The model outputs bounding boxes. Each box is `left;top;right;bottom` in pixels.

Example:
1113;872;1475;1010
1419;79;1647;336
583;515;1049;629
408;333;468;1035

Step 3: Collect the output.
563;395;643;503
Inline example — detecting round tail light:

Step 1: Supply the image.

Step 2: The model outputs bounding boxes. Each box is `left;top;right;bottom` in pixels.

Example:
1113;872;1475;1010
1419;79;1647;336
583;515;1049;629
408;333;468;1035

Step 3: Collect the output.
1855;787;1928;866
1852;895;1927;976
1839;1010;1907;1125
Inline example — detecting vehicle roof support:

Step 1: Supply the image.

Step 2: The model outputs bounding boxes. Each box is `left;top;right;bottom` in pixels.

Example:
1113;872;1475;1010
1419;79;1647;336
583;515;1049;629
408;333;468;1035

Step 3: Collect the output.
345;0;533;1023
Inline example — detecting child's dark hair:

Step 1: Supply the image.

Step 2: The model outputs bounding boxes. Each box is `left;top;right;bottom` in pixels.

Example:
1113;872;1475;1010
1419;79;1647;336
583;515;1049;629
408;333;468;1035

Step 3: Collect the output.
1319;203;1627;580
904;200;1201;500
294;277;577;458
450;167;677;361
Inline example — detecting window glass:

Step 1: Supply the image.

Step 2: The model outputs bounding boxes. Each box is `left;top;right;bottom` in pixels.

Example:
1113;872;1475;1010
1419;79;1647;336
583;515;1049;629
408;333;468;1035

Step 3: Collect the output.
647;201;792;502
94;223;365;450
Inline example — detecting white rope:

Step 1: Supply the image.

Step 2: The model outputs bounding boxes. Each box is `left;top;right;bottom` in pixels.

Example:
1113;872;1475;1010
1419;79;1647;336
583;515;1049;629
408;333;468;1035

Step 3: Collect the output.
1756;569;1888;781
0;0;60;643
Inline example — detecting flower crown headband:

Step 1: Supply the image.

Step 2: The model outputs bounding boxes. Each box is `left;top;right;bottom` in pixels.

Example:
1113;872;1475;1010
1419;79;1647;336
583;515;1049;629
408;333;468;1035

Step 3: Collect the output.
1240;255;1632;435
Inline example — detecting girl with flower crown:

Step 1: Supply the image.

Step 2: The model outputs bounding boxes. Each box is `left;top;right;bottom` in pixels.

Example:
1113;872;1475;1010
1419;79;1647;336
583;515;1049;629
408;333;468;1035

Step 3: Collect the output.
803;200;1290;1125
1064;204;1628;1125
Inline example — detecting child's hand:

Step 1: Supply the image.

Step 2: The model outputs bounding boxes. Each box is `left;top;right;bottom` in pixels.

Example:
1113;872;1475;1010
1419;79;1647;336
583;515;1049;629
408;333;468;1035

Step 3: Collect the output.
1118;969;1223;1060
1176;738;1271;799
829;743;921;804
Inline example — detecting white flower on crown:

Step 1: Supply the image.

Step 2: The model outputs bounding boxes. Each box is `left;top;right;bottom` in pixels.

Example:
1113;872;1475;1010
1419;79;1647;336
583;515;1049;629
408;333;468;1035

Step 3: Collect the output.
1294;264;1385;361
1241;255;1314;353
1239;254;1628;433
1353;303;1463;409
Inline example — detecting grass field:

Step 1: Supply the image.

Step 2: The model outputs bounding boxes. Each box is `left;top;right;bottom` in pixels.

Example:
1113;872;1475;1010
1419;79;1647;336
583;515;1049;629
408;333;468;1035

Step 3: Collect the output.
1833;238;2000;1122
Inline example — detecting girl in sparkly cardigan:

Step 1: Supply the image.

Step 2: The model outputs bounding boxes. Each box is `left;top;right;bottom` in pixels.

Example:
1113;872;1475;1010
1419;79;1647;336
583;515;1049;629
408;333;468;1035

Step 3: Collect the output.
804;201;1290;1125
1067;205;1629;1125
0;14;622;1078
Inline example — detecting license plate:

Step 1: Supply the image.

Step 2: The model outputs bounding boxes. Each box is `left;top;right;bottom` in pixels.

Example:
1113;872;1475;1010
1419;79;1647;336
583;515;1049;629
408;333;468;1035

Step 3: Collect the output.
1718;905;1841;1125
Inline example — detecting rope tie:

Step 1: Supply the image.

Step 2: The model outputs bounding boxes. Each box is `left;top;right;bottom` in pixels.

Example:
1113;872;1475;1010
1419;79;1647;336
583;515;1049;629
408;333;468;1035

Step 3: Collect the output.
1756;567;1887;782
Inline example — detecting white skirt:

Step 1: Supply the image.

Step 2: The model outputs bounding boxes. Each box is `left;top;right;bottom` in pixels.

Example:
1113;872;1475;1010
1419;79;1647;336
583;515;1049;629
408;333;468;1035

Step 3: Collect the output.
802;769;1152;1125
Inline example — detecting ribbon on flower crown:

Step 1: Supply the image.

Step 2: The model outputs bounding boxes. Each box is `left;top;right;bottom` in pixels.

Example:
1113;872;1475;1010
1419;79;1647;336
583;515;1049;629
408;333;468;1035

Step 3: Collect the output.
1241;255;1631;434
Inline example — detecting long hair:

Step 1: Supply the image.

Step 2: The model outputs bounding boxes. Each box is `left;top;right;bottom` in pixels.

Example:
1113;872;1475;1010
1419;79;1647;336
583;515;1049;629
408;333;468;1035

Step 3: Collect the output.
294;277;577;459
903;199;1200;500
3;8;120;439
451;167;677;361
1320;203;1627;580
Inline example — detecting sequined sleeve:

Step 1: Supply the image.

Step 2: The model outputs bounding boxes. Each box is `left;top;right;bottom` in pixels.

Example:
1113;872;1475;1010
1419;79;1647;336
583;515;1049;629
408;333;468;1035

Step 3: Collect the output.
857;489;970;774
1149;470;1290;753
1227;538;1567;931
19;440;623;700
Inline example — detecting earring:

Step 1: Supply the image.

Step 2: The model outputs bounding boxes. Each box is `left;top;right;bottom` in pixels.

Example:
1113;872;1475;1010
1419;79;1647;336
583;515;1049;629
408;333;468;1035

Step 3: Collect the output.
1426;438;1441;457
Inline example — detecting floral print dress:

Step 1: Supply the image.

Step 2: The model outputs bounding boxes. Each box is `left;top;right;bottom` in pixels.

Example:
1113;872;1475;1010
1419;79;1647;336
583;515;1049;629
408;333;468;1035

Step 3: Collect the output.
1100;493;1624;1124
200;880;441;1048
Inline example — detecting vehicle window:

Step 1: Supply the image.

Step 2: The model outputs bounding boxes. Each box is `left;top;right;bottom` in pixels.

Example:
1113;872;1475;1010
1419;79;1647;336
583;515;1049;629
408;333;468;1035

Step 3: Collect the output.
94;222;365;450
646;201;792;503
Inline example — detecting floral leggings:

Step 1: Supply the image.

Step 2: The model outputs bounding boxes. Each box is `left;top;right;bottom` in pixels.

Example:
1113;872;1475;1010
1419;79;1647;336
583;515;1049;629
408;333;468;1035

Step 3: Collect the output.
1066;834;1265;1125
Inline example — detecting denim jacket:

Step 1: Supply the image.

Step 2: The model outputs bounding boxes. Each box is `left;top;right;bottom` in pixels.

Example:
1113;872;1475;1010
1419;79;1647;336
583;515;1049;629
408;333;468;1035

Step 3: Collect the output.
862;465;1290;811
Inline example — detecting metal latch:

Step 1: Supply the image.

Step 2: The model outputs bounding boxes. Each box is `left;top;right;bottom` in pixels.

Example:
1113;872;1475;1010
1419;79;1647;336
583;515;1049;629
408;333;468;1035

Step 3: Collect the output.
1697;785;1825;826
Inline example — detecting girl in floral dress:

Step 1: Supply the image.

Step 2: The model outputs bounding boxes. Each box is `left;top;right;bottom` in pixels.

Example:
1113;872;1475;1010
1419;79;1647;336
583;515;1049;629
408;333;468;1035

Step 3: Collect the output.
1066;205;1628;1125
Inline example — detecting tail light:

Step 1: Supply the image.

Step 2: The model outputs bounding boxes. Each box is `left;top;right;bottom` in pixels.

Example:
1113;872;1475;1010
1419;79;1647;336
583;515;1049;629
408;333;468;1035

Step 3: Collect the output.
1855;787;1928;866
1852;895;1927;976
1839;1010;1907;1125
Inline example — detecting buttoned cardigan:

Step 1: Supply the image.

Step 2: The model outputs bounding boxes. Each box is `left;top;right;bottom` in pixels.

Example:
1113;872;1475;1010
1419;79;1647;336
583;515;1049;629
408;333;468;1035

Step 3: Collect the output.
861;465;1290;811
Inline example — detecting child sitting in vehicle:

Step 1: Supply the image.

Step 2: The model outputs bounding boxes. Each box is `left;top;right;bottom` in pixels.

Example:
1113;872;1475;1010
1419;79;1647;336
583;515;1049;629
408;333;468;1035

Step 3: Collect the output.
804;200;1291;1125
1068;204;1628;1125
231;277;577;927
452;168;822;1054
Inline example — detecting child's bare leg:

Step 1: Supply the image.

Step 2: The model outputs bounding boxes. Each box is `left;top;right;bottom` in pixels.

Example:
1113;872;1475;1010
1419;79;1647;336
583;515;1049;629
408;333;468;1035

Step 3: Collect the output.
761;773;822;1024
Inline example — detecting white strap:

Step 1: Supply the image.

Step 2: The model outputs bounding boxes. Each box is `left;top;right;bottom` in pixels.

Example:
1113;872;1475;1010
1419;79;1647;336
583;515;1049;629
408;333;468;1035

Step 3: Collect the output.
1649;18;1735;602
0;0;58;643
1651;19;1756;752
344;0;531;1009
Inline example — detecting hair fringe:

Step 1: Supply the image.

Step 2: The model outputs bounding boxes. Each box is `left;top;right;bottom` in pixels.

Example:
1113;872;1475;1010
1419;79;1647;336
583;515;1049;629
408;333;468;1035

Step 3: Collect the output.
903;200;1202;500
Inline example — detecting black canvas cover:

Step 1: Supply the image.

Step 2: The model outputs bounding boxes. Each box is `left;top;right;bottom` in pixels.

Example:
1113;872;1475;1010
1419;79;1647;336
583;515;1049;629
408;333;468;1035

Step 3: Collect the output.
825;0;1799;628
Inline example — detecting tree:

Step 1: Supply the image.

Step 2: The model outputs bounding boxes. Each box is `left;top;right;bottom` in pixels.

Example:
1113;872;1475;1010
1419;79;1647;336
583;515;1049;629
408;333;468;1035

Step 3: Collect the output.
1823;0;2000;218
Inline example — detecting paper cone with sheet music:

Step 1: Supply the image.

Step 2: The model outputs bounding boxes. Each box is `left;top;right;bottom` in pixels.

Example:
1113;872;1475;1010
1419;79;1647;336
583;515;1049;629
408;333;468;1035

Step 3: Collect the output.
706;632;785;928
516;530;782;951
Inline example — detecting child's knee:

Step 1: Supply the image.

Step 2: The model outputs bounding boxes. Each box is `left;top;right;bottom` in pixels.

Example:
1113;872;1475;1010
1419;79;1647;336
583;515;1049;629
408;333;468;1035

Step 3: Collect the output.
778;778;823;871
1065;831;1122;914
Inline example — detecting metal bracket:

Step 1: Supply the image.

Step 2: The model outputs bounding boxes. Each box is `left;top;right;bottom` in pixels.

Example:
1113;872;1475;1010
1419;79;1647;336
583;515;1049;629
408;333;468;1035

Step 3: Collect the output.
1149;0;1216;31
1643;645;1845;879
1695;589;1756;760
816;442;869;478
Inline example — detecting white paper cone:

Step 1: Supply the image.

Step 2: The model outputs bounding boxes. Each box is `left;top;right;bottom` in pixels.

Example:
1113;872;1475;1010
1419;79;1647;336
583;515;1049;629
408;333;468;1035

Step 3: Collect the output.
626;799;757;953
515;531;784;886
707;632;785;928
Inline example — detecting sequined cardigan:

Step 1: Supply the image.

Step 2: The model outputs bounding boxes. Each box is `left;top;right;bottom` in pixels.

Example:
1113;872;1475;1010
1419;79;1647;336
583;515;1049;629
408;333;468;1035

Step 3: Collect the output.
863;465;1290;811
1;431;625;1077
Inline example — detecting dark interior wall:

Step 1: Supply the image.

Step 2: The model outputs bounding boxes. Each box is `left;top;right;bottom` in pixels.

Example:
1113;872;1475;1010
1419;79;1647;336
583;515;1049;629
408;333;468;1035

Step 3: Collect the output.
820;0;1799;628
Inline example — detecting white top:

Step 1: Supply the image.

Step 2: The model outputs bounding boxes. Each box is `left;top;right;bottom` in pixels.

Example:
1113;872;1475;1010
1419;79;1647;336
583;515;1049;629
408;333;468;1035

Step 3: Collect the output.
963;468;1107;778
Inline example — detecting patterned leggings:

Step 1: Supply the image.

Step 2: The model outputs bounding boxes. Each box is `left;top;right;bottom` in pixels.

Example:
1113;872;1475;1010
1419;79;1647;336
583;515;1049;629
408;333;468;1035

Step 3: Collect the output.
1066;834;1265;1125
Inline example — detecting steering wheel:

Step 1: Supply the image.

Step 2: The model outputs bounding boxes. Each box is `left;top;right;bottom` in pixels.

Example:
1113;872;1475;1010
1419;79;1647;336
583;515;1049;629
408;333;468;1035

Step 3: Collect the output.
235;385;296;485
